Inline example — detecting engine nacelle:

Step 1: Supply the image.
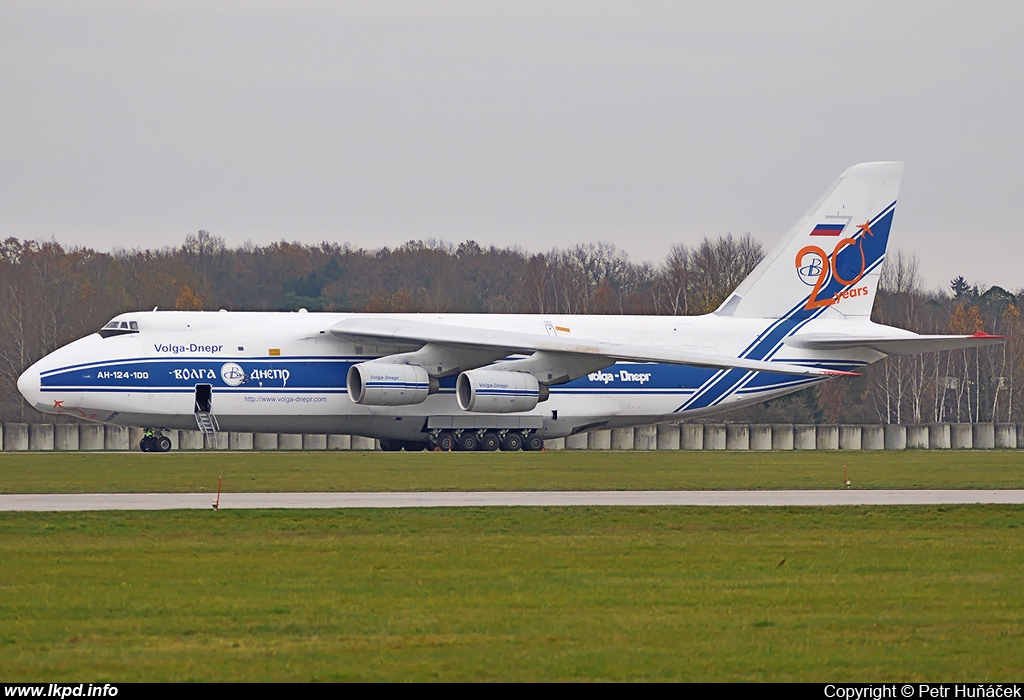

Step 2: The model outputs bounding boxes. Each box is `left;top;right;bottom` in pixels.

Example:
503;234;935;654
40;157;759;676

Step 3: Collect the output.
347;362;431;406
456;370;541;413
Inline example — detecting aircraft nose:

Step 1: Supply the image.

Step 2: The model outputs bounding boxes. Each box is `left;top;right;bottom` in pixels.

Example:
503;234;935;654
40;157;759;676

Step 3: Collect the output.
17;363;43;408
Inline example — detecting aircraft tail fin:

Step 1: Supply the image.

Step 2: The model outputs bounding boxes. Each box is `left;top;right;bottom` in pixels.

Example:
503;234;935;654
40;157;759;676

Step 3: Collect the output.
716;162;903;320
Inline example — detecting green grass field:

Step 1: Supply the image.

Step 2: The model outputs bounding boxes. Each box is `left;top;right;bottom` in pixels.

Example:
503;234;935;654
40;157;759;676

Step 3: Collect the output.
1;451;1023;681
1;449;1023;493
1;506;1022;681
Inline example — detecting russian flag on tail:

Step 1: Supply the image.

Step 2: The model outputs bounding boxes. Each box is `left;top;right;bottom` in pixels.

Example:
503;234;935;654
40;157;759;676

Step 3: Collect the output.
809;216;852;236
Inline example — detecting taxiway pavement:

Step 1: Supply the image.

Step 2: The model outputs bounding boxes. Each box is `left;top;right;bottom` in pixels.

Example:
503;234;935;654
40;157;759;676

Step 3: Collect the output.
2;490;1024;511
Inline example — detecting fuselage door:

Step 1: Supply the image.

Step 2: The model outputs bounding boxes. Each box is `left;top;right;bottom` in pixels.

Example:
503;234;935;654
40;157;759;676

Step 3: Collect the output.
195;383;213;414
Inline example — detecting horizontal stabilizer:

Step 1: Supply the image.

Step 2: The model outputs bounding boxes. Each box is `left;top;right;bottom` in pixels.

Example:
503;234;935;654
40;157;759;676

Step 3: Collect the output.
784;331;1004;355
332;317;856;378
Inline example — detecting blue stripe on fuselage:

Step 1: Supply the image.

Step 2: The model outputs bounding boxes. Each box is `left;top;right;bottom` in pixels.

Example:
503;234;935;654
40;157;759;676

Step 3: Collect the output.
40;357;854;403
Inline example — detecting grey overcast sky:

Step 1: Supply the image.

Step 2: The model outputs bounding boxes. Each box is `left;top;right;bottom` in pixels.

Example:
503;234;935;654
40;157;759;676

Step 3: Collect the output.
1;1;1021;290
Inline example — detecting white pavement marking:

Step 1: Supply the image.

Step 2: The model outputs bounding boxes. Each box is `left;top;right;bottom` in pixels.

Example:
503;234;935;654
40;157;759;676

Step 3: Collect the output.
1;490;1024;511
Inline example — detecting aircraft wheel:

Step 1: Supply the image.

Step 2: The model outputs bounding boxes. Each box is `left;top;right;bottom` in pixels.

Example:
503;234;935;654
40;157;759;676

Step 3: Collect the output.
157;436;172;452
500;432;523;451
479;431;500;452
522;434;545;451
435;432;455;451
458;432;479;452
139;436;152;452
379;440;401;452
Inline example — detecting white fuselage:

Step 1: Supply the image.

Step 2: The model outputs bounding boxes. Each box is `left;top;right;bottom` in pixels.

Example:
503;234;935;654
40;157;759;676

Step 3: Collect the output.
18;310;886;441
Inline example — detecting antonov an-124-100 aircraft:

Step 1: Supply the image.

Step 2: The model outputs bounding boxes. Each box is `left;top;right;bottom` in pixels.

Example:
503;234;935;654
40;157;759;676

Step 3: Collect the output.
18;162;1002;452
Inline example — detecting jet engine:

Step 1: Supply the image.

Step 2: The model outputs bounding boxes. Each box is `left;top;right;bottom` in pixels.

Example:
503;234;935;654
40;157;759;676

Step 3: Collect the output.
456;369;545;413
347;362;432;406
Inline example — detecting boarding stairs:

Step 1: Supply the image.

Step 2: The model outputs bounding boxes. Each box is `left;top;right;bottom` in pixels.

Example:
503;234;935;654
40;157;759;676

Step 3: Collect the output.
195;410;220;440
194;383;220;447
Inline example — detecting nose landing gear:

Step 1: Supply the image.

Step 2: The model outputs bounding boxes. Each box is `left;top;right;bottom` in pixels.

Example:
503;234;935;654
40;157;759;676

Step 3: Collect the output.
139;429;172;453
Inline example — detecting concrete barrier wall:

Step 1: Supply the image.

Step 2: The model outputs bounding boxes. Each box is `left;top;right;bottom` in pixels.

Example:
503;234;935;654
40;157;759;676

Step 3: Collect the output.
351;436;377;451
55;424;79;451
884;424;907;450
972;423;995;450
907;425;929;449
179;430;204;450
656;424;680;451
229;432;253;450
816;425;839;450
79;425;104;450
749;425;772;451
5;422;1023;452
104;425;129;451
29;424;54;451
950;423;973;450
929;424;951;450
862;425;884;451
771;424;794;451
253;433;278;450
587;430;611;450
794;424;816;450
703;424;726;450
278;434;302;450
633;425;657;451
725;424;749;451
327;434;351;450
3;423;28;451
839;425;861;451
611;428;633;450
302;434;328;450
995;424;1017;449
681;424;703;450
565;433;588;450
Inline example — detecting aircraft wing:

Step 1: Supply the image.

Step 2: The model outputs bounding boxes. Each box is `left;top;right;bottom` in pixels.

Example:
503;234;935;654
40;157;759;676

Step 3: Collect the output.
784;331;1004;355
330;317;856;378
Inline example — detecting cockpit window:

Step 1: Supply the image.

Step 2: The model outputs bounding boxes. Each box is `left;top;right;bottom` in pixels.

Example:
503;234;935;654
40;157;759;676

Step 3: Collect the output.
99;319;140;338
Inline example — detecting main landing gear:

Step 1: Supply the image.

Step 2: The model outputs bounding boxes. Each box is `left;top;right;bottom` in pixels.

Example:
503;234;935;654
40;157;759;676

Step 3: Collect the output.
139;430;172;453
428;429;543;452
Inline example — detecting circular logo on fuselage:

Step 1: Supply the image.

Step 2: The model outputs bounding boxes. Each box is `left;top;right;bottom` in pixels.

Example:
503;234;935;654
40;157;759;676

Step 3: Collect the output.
220;362;246;387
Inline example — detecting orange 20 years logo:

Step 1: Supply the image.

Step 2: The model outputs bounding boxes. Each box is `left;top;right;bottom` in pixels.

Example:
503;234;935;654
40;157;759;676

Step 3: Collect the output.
794;220;873;310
